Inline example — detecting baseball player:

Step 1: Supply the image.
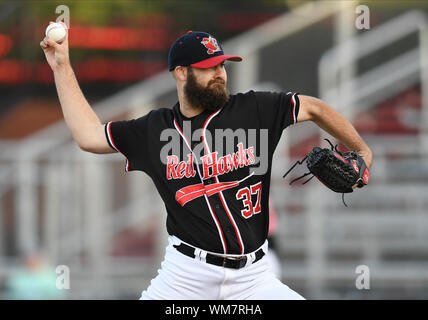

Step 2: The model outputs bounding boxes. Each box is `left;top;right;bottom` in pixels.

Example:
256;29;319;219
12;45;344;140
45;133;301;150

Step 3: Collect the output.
40;27;372;300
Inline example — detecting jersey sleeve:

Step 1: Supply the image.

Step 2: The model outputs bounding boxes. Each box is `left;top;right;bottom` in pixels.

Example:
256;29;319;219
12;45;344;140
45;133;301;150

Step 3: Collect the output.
104;114;151;172
253;91;300;131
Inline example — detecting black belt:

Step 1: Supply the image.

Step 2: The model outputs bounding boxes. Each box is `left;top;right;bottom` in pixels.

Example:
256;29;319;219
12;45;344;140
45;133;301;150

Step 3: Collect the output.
173;243;265;269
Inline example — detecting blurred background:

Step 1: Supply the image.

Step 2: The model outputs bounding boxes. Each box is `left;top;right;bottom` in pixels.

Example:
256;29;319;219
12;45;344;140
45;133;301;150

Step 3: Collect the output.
0;0;428;299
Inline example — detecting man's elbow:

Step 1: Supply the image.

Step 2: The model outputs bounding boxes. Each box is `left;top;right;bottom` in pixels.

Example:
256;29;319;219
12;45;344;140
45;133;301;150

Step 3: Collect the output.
76;137;99;153
77;140;95;153
298;95;325;122
77;139;115;154
74;125;112;154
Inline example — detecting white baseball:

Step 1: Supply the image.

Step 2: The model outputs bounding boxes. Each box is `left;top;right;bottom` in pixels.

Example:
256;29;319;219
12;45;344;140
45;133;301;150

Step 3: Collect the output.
45;22;67;43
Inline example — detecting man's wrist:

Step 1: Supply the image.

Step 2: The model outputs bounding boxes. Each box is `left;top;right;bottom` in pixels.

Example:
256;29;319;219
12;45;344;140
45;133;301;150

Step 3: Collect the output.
359;150;372;168
53;62;73;75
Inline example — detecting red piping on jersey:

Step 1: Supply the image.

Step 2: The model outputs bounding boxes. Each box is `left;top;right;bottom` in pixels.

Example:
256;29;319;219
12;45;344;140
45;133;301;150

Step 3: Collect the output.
291;93;297;124
107;122;130;172
173;118;228;254
173;119;192;152
201;110;245;254
201;110;220;154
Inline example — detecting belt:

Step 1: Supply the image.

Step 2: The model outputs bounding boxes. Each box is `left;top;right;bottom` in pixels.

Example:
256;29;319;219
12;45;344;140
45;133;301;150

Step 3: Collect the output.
173;243;265;269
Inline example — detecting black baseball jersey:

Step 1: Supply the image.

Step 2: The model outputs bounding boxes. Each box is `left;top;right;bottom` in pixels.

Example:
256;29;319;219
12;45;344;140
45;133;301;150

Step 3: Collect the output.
105;90;300;255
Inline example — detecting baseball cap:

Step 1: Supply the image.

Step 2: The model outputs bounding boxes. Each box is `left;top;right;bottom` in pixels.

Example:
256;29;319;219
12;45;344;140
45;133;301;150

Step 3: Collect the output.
168;31;242;71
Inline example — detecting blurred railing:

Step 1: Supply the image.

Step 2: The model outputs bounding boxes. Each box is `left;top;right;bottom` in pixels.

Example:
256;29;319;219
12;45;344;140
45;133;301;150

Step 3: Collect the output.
273;134;428;298
319;9;428;121
272;8;428;298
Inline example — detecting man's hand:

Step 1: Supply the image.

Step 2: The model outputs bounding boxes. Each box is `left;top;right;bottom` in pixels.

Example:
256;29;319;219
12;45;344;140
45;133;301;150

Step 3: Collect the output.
40;21;70;71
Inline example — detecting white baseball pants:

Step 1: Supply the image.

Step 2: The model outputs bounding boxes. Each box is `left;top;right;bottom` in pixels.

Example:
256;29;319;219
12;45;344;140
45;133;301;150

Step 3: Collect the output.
140;236;305;300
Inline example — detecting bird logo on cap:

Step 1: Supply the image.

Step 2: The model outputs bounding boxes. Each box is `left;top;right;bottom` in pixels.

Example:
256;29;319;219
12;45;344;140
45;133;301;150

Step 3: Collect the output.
201;36;221;54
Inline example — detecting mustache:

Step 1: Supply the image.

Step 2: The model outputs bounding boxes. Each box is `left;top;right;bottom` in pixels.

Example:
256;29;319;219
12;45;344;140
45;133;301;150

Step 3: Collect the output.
207;78;226;87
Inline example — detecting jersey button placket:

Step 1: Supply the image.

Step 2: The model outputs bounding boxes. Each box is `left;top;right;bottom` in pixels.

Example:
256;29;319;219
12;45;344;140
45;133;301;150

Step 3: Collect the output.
205;178;215;185
204;178;218;209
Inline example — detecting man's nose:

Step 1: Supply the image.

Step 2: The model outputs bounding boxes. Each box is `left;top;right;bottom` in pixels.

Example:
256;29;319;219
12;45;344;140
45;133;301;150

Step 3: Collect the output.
214;64;226;77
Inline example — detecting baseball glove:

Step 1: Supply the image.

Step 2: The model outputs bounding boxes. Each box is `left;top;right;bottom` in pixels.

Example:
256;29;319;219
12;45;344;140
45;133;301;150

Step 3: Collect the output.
283;139;370;206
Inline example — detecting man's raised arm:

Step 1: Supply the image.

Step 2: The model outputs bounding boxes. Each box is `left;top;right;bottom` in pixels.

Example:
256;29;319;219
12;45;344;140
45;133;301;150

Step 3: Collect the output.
40;22;114;154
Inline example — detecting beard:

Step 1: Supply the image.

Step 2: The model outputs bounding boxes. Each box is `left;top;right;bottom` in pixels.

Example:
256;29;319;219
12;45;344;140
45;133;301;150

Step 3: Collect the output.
184;68;230;112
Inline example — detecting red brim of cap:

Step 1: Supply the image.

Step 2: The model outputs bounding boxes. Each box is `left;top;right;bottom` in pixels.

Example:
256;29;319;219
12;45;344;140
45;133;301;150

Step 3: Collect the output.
191;55;242;69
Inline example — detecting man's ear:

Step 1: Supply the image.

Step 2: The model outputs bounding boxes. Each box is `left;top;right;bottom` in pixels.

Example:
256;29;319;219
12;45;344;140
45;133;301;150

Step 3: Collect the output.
174;66;188;82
